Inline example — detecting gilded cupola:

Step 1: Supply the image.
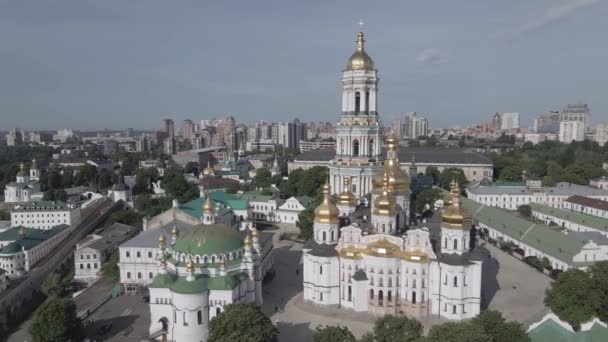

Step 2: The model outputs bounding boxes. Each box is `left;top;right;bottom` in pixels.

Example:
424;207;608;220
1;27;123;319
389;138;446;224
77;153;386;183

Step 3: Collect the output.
337;178;357;206
202;161;215;176
373;173;397;216
203;195;215;214
441;179;471;229
345;32;375;71
314;183;339;224
372;133;410;194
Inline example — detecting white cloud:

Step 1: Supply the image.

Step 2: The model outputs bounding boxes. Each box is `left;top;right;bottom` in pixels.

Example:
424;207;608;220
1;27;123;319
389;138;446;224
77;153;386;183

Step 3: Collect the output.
495;0;599;40
416;48;445;66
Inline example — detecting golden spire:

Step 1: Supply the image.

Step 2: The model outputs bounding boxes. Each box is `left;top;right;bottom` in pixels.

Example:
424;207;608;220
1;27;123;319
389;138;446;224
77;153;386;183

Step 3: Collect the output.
20;162;24;171
203;195;215;214
203;160;215;176
186;256;194;274
314;182;339;224
171;224;178;239
251;224;259;240
244;232;252;248
345;31;375;71
442;179;471;229
372;133;410;194
158;233;166;248
337;178;357;206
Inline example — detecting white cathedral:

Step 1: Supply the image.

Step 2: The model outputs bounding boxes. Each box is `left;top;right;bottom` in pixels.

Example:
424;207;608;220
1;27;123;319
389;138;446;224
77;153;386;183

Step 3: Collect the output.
302;31;483;320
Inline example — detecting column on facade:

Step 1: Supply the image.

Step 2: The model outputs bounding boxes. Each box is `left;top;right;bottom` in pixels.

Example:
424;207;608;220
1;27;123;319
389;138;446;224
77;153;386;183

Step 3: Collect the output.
361;88;367;114
370;89;376;112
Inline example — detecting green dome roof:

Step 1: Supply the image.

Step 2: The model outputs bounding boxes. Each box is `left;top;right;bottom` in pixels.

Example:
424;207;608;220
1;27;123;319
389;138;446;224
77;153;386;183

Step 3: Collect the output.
171;223;243;256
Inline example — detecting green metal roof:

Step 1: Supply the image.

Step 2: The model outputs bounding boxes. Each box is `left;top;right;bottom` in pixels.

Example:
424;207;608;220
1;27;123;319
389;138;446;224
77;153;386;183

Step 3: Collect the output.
179;192;248;219
530;203;608;233
528;319;608;342
14;201;68;211
149;273;177;288
460;197;585;263
0;225;68;254
167;272;246;294
170;224;244;256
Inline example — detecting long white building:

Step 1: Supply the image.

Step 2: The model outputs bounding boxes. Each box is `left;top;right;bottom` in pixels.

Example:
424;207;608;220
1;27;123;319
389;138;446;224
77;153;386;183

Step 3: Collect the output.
11;201;81;230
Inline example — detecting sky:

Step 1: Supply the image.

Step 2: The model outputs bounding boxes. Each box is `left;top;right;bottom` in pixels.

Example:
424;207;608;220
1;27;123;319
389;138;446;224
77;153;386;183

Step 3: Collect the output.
1;0;607;130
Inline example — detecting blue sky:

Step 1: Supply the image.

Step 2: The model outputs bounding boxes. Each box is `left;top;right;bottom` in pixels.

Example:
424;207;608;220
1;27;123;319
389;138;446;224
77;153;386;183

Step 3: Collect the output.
0;0;606;130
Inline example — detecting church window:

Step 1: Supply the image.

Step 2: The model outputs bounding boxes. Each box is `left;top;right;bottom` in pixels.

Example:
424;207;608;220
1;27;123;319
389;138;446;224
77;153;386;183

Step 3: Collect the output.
452;305;457;314
388;277;392;287
388;290;392;302
365;92;370;112
421;291;425;302
355;92;361;113
453;276;458;287
378;290;384;305
216;307;221;316
353;140;360;157
331;231;335;241
463;275;467;286
322;231;327;242
319;265;323;275
320;292;324;301
411;291;416;304
443;237;448;248
453;239;458;250
149;272;153;279
370;289;374;299
197;310;202;325
183;312;188;326
368;138;374;156
348;286;352;301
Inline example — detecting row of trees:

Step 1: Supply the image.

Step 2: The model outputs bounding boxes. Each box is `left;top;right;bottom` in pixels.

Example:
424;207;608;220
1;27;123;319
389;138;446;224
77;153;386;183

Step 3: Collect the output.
544;261;608;330
491;140;607;184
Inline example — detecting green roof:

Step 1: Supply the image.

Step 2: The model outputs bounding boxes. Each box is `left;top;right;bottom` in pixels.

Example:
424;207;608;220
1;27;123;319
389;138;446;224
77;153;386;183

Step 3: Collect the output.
165;272;247;294
459;197;586;264
528;318;608;342
179;192;248;219
530;203;608;232
14;201;68;211
171;224;244;256
0;225;68;254
149;273;177;288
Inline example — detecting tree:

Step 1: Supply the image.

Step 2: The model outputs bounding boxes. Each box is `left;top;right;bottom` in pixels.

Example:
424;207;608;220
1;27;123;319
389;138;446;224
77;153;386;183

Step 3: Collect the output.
517;205;532;219
424;166;440;185
415;188;442;213
184;161;199;175
365;315;423;342
499;165;523;182
545;269;600;330
43;189;67;202
438;168;467;191
102;253;120;280
253;168;272;189
297;208;314;240
589;261;608;323
426;321;488;342
313;325;356;342
471;310;529;342
41;272;65;298
208;303;277;342
30;297;84;342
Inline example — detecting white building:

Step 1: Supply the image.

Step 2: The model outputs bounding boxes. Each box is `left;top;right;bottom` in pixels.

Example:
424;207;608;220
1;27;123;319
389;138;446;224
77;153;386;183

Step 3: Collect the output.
3;162;42;203
74;223;132;283
276;196;315;224
107;175;133;207
303;178;482;320
0;225;70;277
591;176;608;190
402;112;430;139
559;120;585;142
595;124;608;147
562;195;608;220
466;180;608;210
560;103;590;131
11;201;81;230
146;198;273;342
501;112;520;131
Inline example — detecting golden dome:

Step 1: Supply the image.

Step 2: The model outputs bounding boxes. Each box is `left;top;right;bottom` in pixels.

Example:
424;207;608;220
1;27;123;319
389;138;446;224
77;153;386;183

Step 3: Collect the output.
345;32;375;71
158;233;166;246
203;161;215;176
244;233;252;248
203;196;215;214
314;183;339;224
373;174;397;216
372;134;410;194
364;238;401;258
171;224;178;238
186;256;194;274
442;179;471;229
337;178;357;206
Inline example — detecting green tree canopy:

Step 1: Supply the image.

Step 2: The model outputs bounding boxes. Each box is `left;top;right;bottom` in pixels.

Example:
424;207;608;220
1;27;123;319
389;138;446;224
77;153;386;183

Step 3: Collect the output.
590;261;608;323
471;310;529;342
208;303;277;342
41;272;65;298
313;325;356;342
545;269;600;330
426;321;488;342
365;315;423;342
424;166;440;185
253;167;272;189
297;208;315;240
30;298;84;342
415;188;443;213
499;165;523;182
517;205;532;219
438;168;467;191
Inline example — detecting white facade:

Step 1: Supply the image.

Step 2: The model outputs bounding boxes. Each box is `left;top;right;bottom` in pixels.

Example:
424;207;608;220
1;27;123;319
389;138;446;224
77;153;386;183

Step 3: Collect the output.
501;112;520;130
559;120;585;142
563;196;608;219
595;123;608;147
11;202;81;230
276;197;309;224
590;176;608;190
3;164;42;203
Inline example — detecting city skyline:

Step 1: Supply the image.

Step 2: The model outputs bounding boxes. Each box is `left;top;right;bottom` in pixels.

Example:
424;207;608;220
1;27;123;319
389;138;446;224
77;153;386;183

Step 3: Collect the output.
1;0;607;130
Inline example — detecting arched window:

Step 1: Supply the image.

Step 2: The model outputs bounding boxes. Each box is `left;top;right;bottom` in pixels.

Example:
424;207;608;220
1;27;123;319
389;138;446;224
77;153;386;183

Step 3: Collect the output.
216;307;221;316
370;289;374;299
322;231;327;242
368;138;374;156
453;276;458;287
453;239;458;250
365;92;370;112
331;230;335;241
378;290;384;305
353;139;360;157
355;92;361;113
388;290;392;302
444;237;448;248
412;291;417;304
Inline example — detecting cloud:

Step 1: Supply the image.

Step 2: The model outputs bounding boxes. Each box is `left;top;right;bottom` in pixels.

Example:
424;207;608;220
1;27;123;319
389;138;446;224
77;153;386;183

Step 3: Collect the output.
495;0;599;40
416;48;445;66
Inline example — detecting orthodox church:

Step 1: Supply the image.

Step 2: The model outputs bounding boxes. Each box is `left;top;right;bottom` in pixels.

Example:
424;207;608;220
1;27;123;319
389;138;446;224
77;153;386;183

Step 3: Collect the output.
302;31;483;320
3;160;42;203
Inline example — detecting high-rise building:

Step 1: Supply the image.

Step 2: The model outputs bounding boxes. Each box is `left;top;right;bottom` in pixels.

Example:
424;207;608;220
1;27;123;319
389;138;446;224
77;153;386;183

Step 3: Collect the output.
402;112;429;139
560;103;590;131
136;136;149;152
161;119;175;139
182;119;195;141
559;121;585;143
278;118;307;149
500;112;520;131
534;112;560;133
5;129;23;146
492;113;501;132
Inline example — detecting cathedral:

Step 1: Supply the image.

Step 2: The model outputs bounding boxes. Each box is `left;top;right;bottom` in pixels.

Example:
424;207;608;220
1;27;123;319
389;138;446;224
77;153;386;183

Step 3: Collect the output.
302;31;483;320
